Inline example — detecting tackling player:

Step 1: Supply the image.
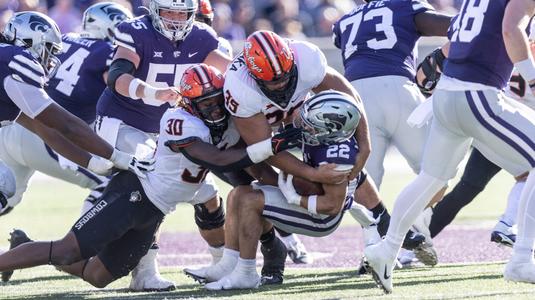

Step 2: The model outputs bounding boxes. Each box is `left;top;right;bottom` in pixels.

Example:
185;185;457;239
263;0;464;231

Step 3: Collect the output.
97;0;232;290
0;65;301;289
363;0;535;293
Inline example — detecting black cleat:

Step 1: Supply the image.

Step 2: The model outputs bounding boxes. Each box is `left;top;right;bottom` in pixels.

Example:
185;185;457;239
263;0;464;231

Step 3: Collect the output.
401;230;425;250
260;237;287;285
2;229;33;282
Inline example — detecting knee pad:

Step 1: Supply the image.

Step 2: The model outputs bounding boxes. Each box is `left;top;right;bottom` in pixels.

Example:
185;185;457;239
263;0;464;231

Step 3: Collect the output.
194;199;225;230
0;162;16;198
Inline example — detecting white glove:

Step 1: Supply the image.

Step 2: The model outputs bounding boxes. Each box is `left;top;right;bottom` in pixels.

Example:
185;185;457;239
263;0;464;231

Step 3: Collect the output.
277;172;301;205
87;156;113;176
110;149;155;178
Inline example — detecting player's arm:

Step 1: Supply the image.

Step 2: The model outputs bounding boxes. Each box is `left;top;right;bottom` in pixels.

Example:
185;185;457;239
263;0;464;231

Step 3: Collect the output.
279;171;349;216
503;0;535;91
414;11;453;36
416;42;451;95
203;49;232;74
233;114;346;184
107;46;180;104
312;67;371;180
165;126;302;172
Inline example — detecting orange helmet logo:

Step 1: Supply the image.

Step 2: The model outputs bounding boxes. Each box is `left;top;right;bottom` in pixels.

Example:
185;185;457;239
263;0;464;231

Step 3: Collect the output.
243;30;295;82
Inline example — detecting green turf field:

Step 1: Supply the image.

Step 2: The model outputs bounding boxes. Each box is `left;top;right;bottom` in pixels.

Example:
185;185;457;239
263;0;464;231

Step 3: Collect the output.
0;153;530;299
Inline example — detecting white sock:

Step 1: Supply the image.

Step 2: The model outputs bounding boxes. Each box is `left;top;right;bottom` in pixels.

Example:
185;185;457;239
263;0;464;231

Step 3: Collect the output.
80;200;94;215
218;248;239;269
279;233;300;247
513;170;535;263
501;181;525;226
384;172;446;259
209;245;224;265
235;257;257;275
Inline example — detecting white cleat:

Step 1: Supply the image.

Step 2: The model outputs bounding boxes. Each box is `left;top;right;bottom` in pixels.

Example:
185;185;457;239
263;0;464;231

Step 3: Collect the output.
491;221;517;248
504;260;535;283
286;240;313;264
205;271;261;291
129;248;175;292
362;243;394;294
184;263;233;284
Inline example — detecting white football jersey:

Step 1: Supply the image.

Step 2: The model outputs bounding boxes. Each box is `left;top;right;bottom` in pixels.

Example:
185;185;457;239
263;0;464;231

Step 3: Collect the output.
224;40;327;125
506;70;535;111
139;107;240;214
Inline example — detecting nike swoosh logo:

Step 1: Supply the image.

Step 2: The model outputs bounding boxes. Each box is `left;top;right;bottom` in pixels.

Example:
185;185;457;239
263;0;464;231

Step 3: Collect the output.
383;265;390;279
188;52;198;58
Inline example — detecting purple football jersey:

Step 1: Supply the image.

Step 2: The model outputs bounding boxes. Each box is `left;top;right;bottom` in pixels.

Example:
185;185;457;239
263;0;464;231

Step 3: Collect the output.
0;44;46;122
333;0;432;81
444;0;511;89
303;137;359;211
46;34;114;124
97;16;219;133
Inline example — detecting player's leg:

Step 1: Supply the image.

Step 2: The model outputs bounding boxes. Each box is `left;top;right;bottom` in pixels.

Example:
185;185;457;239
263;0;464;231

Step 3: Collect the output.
351;77;390;188
491;175;525;246
428;148;502;238
363;89;472;293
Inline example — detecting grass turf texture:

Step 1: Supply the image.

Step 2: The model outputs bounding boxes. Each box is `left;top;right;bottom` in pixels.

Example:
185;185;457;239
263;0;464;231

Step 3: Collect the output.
0;153;525;298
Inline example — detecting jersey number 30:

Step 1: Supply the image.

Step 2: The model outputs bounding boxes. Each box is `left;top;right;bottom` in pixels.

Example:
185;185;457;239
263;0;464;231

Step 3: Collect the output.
339;7;397;59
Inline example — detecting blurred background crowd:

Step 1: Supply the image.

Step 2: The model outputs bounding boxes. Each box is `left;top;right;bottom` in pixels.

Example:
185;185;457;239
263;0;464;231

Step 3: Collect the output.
0;0;459;39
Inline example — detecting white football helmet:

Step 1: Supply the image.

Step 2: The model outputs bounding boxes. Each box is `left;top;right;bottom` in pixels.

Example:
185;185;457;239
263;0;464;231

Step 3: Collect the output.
82;2;133;42
3;11;62;78
294;90;361;146
149;0;198;42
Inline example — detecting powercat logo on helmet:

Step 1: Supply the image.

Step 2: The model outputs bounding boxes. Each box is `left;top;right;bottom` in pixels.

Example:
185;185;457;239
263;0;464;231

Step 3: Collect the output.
28;15;50;32
103;5;127;22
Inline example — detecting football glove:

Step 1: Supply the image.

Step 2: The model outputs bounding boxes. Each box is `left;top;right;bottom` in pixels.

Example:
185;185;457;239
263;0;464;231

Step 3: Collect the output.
110;149;155;178
278;172;301;205
271;127;302;154
416;48;446;96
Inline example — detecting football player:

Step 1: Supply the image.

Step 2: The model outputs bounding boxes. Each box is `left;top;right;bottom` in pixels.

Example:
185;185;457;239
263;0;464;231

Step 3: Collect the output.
0;11;151;220
198;91;364;290
332;0;452;190
97;0;232;290
195;0;233;57
0;2;131;220
409;19;535;250
363;0;535;293
0;64;302;289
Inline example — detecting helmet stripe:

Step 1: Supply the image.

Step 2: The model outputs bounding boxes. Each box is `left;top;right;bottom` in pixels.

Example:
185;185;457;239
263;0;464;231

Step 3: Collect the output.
191;65;209;88
255;32;282;76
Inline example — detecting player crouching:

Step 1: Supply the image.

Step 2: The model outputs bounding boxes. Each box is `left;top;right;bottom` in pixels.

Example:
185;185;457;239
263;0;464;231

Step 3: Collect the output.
0;64;301;289
185;90;362;290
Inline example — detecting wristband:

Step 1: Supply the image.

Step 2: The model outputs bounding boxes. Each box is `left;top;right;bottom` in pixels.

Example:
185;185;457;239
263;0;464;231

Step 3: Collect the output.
143;84;158;99
307;195;317;214
515;58;535;83
246;138;274;163
128;78;142;100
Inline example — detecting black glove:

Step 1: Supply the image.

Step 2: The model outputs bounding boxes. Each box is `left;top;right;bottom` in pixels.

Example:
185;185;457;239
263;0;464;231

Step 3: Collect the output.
416;48;446;96
271;127;302;154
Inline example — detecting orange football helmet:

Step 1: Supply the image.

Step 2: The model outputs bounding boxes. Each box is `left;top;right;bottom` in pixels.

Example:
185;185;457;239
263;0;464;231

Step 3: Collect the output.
180;64;228;141
243;30;298;109
195;0;214;26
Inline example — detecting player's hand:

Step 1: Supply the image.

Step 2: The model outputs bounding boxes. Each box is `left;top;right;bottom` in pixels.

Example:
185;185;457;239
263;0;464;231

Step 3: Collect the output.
271;127;302;154
155;87;181;105
87;156;114;176
311;163;349;184
127;156;155;179
278;172;301;205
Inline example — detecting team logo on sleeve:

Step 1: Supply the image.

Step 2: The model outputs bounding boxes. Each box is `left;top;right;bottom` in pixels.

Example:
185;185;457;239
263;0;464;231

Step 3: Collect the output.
28;15;51;32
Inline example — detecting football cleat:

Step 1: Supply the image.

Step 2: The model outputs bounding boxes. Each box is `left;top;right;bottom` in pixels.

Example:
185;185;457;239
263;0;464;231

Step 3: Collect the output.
2;229;33;282
491;221;516;248
261;237;287;285
205;270;261;291
129;248;175;292
362;243;394;294
413;242;438;266
504;260;535;283
286;240;312;265
401;230;425;250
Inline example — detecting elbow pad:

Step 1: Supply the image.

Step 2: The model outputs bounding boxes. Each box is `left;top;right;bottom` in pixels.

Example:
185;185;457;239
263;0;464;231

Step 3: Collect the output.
107;58;136;92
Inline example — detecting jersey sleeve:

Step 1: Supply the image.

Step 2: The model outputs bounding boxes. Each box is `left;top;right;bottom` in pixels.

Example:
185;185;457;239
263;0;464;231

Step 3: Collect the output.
223;70;263;118
7;49;46;88
294;41;327;89
4;76;53;119
332;20;342;49
91;41;115;72
410;0;435;14
113;17;147;57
